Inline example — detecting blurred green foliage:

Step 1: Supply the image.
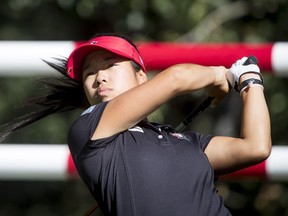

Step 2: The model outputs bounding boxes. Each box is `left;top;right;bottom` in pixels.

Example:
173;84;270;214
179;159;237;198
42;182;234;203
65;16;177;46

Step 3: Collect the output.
0;0;288;215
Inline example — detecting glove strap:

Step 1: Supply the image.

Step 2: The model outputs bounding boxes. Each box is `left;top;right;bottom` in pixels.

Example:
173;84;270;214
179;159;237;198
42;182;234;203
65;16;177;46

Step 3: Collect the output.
238;78;263;95
239;72;264;82
235;72;264;90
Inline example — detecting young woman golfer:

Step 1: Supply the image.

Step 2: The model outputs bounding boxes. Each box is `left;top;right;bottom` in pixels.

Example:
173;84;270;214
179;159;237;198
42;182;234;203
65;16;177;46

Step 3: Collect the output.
1;33;271;216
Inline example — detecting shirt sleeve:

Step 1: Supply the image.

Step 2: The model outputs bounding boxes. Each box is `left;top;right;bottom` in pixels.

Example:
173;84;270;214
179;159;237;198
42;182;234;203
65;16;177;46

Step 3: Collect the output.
67;102;108;155
184;131;214;151
199;133;214;151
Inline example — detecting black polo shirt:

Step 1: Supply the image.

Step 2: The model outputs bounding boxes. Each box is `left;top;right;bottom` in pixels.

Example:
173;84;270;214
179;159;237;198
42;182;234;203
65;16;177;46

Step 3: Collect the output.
68;102;231;216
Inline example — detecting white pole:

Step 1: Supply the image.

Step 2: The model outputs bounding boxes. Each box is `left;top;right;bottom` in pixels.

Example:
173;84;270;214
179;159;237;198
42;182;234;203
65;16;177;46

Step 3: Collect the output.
267;146;288;181
0;41;75;76
0;144;70;180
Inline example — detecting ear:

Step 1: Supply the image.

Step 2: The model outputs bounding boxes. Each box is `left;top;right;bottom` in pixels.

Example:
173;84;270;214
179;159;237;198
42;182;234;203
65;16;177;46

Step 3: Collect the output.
136;70;148;84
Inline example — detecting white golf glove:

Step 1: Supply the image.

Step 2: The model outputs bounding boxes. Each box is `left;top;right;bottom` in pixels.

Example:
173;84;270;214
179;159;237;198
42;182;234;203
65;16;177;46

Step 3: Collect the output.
226;57;262;90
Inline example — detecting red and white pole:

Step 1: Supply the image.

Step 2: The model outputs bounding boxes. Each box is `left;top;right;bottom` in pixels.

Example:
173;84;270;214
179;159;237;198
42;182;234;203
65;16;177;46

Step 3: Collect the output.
223;146;288;181
0;145;287;181
0;144;78;180
0;41;288;76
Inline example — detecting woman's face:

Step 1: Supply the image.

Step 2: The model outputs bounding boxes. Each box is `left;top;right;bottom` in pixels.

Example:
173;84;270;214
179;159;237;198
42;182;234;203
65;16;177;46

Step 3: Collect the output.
82;49;147;105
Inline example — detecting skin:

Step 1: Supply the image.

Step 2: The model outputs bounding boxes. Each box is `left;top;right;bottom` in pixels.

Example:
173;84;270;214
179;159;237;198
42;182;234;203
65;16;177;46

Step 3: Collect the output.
82;49;271;176
82;50;147;104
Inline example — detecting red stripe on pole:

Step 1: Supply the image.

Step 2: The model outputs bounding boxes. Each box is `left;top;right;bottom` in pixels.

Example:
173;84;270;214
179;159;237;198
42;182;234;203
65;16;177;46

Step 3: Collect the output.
221;161;267;180
71;42;274;72
74;41;85;48
137;43;273;72
67;153;78;178
65;154;268;180
65;151;268;180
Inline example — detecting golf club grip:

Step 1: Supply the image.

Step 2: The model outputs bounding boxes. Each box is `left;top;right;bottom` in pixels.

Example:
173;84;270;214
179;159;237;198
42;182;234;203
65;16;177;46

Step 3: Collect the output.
242;55;258;66
176;56;257;131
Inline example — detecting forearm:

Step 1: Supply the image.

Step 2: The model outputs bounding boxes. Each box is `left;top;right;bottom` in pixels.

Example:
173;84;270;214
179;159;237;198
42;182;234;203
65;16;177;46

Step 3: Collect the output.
240;74;271;160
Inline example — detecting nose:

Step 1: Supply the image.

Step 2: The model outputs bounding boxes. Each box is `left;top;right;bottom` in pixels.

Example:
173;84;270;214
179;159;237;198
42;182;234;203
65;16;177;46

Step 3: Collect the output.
93;69;107;87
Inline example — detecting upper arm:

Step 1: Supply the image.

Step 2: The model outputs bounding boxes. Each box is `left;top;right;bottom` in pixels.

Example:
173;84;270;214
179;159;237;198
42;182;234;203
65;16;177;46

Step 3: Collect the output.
204;136;270;176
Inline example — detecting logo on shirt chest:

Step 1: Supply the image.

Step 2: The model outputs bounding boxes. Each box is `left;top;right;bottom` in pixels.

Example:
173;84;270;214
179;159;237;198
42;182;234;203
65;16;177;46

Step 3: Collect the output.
170;132;189;141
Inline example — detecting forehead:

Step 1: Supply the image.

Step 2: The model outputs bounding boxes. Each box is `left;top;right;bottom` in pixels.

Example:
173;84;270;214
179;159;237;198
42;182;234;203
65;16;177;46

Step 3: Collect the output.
83;49;127;68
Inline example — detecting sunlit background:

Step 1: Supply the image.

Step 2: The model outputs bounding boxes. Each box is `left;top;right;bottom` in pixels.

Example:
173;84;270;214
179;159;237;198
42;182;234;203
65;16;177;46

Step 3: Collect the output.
0;0;288;215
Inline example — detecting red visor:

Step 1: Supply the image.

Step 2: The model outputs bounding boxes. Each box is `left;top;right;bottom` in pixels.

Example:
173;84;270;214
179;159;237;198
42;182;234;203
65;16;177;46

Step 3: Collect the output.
67;36;146;81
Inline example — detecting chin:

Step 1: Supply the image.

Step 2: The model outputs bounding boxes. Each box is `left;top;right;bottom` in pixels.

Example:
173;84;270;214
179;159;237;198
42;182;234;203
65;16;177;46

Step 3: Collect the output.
102;98;112;102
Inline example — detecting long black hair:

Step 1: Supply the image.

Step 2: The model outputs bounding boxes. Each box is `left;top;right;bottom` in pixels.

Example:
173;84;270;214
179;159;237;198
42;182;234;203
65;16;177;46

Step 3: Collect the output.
0;57;88;142
0;33;142;142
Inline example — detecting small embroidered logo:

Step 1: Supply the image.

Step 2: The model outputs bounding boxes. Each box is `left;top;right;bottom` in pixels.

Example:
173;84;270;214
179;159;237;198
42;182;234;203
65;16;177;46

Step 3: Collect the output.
170;132;189;140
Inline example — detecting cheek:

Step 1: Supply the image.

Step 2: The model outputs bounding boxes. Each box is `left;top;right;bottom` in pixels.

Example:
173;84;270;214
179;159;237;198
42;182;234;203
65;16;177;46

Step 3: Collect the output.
115;70;139;86
113;76;138;93
83;80;95;99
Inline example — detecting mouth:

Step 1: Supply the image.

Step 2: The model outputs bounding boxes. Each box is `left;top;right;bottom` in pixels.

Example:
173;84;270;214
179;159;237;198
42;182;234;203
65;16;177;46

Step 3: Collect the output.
97;87;112;98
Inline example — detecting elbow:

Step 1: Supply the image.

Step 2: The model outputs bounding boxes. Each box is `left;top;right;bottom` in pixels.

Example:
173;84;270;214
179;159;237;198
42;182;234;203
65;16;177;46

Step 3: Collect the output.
257;145;271;162
251;138;272;163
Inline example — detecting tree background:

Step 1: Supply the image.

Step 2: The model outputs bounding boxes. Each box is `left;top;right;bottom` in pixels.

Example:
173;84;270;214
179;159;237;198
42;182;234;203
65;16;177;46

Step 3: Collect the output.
0;0;288;215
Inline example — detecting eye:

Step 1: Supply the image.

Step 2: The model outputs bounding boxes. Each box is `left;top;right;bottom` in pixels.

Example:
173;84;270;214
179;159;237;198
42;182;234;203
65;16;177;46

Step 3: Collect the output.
87;72;94;76
83;70;97;79
107;63;117;68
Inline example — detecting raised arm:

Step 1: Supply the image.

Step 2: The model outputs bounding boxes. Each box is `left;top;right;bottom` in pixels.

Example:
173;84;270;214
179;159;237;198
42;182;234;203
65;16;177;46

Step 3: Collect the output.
205;58;271;176
92;64;229;140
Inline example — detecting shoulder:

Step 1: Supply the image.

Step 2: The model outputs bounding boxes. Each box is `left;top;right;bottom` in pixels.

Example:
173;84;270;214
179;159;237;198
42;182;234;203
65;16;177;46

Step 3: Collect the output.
70;102;109;132
81;102;109;116
81;105;97;116
68;102;109;147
